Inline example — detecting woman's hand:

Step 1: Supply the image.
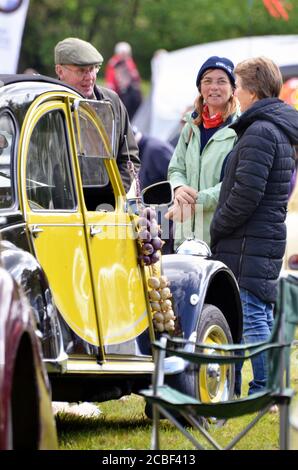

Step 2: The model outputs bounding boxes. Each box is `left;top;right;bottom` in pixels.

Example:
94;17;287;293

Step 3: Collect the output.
174;185;198;206
165;186;197;222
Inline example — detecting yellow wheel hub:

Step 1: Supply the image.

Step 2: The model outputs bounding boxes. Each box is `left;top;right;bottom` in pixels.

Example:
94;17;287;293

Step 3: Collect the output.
198;325;231;403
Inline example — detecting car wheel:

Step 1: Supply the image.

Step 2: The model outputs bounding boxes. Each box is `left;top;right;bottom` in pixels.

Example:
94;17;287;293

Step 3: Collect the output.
169;303;234;404
195;303;235;403
145;304;235;421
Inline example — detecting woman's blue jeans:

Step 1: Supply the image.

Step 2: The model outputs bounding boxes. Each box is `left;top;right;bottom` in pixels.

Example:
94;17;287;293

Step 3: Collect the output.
235;288;274;396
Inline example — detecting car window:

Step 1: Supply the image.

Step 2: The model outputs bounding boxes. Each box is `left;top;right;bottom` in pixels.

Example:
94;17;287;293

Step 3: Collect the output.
0;113;15;209
72;104;116;211
77;112;109;188
26;110;76;211
74;108;110;188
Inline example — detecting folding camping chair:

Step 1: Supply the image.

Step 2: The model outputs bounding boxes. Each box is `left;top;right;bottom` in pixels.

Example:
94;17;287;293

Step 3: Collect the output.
140;275;298;450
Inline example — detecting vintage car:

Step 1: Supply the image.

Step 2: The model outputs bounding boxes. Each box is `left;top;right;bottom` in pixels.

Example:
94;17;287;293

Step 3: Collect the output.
0;74;242;415
0;263;57;449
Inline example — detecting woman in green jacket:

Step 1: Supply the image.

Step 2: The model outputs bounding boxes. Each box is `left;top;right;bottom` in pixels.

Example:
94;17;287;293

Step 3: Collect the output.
166;56;240;248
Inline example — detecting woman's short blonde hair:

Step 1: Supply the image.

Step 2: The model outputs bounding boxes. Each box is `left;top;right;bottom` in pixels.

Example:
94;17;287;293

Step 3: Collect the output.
235;56;283;99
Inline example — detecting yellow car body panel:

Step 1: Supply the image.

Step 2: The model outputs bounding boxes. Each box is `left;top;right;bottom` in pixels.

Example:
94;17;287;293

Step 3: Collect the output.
27;215;100;345
85;210;149;345
20;98;101;346
20;92;151;350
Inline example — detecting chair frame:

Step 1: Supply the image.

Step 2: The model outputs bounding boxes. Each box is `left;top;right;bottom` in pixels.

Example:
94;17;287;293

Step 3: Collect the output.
141;275;298;450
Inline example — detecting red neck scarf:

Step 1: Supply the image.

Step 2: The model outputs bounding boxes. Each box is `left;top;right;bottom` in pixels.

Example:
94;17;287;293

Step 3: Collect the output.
202;104;224;129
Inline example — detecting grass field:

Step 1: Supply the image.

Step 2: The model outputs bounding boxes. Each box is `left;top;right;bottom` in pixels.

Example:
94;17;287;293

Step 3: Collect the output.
57;394;280;450
56;343;298;451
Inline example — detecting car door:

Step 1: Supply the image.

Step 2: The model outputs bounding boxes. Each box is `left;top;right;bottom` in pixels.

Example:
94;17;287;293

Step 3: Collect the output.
72;100;152;356
20;98;102;352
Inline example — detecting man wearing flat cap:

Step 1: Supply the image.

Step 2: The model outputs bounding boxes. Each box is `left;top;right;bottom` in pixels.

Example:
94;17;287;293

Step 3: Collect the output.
55;37;140;191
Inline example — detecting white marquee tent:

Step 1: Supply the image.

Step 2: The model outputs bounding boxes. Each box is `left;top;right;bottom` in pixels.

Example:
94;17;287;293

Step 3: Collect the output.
133;35;298;141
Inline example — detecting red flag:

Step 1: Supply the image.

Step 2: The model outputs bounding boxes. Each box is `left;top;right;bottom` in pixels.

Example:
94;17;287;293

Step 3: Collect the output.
262;0;291;20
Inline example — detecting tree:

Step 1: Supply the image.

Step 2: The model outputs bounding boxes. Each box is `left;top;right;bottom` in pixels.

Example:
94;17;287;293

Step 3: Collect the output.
19;0;298;79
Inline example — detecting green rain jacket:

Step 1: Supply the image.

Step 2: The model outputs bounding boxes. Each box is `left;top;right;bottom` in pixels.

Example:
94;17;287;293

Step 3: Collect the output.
168;111;239;247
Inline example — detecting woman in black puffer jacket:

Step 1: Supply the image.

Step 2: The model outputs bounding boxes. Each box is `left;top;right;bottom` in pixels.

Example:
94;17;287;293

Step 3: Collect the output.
210;57;298;396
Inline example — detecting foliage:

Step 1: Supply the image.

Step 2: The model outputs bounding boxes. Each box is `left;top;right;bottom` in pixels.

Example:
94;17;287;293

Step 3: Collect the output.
20;0;298;79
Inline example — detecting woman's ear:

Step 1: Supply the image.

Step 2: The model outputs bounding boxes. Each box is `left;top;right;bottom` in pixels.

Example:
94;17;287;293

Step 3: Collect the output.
250;90;259;105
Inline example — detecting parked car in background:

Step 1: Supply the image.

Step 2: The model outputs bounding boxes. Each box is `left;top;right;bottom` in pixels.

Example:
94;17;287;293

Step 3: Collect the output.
0;264;57;449
0;74;242;421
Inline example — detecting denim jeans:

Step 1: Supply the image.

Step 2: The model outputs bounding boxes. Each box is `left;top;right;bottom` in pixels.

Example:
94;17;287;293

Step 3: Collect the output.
235;288;274;396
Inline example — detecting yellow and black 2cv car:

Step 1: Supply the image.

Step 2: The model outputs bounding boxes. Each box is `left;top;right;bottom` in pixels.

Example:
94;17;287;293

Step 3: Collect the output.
0;74;242;440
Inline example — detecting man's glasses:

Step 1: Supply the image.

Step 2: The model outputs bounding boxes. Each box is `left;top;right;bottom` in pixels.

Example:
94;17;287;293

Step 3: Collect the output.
62;65;100;78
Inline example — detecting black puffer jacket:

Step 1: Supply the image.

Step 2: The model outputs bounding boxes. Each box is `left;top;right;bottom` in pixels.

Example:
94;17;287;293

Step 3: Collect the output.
210;98;298;302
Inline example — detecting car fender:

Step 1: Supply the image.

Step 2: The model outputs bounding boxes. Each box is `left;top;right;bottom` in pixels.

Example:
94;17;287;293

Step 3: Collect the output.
0;267;57;449
162;253;243;343
0;239;66;365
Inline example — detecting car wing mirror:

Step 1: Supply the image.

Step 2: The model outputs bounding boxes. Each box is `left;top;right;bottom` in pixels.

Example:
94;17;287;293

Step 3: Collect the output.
141;181;173;207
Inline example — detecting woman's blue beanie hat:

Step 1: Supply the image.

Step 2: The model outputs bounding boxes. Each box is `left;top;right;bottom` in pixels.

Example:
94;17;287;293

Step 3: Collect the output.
196;56;235;88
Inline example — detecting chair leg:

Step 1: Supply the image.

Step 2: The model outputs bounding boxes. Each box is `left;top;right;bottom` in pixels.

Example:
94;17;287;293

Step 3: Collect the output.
279;403;290;450
151;404;160;450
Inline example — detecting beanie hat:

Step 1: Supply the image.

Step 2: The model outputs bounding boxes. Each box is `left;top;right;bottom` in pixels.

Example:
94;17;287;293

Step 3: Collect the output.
196;56;235;88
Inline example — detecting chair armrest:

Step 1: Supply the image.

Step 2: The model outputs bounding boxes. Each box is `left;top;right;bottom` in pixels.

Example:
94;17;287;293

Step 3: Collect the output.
152;337;289;366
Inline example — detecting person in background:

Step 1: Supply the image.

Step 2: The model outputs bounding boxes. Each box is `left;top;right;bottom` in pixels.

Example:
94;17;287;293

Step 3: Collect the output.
105;41;142;120
166;56;240;248
54;37;140;192
132;128;175;254
23;68;39;75
210;57;298;397
167;105;194;149
133;127;174;191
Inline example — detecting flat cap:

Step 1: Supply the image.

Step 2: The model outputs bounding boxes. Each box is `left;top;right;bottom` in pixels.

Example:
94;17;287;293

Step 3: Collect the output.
54;37;103;66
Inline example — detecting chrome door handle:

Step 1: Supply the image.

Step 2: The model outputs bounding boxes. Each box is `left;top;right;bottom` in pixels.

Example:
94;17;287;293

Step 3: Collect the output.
90;225;102;237
31;225;43;238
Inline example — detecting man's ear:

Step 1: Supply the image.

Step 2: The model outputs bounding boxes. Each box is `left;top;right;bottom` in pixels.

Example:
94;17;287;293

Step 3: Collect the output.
55;64;63;79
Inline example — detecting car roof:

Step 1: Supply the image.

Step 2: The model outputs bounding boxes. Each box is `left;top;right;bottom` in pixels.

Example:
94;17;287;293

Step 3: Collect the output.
0;73;81;95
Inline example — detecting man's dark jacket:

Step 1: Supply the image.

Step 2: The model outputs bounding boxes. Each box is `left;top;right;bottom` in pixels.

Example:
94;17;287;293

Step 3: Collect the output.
94;85;140;191
210;98;298;302
138;134;174;190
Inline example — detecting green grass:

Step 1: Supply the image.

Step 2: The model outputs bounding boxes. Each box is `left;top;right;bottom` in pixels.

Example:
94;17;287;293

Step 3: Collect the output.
57;394;280;450
56;392;289;450
56;343;298;450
